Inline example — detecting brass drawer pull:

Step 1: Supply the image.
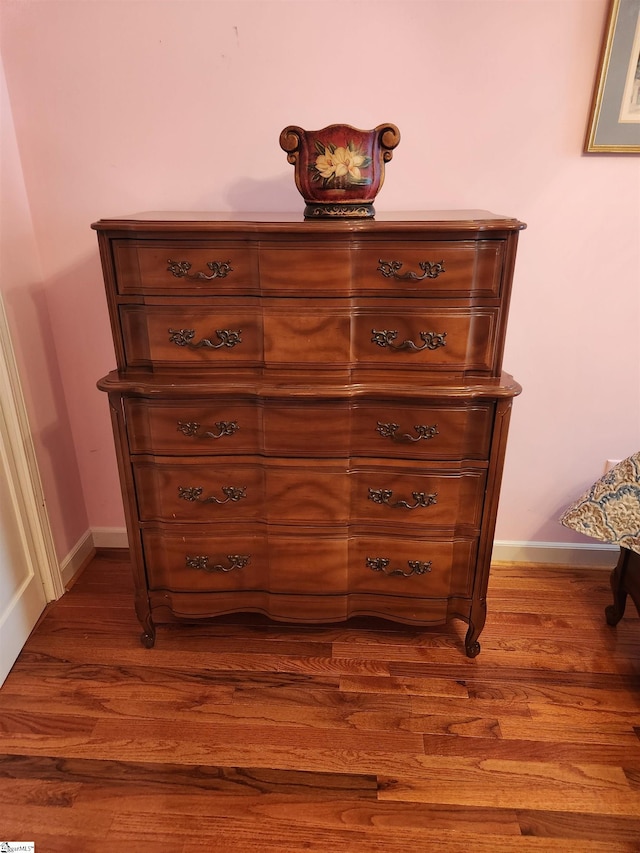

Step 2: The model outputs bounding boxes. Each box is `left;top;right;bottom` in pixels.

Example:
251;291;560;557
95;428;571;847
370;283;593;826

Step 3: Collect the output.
186;554;250;572
368;488;438;510
376;422;439;443
169;328;242;349
377;259;445;281
167;260;233;281
366;557;432;577
371;329;447;352
178;485;247;504
177;420;239;439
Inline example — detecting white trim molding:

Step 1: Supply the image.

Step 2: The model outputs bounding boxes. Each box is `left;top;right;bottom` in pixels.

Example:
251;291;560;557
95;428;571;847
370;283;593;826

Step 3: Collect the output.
0;294;62;600
59;530;95;588
91;527;129;550
492;540;618;568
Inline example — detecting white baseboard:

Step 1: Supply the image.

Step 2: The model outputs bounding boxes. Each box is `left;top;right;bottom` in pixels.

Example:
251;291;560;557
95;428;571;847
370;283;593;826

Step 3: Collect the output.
492;540;617;568
91;526;129;550
86;527;619;569
59;529;95;587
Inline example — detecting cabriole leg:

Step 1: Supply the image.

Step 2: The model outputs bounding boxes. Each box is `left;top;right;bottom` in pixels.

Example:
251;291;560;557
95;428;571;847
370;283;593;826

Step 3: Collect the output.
135;593;156;648
464;623;481;658
465;598;486;657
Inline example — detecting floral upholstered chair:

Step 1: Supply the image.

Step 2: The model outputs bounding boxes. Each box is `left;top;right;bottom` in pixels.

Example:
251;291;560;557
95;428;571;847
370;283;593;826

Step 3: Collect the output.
560;453;640;625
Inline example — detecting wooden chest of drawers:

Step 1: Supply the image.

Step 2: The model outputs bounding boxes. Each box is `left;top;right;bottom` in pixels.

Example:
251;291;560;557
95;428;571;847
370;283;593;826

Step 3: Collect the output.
95;211;524;656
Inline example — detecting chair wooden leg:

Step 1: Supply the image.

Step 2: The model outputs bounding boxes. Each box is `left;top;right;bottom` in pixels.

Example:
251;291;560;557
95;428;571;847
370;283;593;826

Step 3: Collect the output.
605;547;631;626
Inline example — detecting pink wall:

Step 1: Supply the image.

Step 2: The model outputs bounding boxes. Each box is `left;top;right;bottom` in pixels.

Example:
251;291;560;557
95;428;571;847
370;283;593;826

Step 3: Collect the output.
0;0;638;555
0;56;89;560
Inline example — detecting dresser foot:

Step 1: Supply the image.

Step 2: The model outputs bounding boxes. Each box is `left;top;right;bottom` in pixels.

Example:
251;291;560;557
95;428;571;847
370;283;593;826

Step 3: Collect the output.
465;600;486;657
135;592;156;647
605;603;623;627
464;622;482;658
465;639;481;658
140;629;156;648
138;611;156;647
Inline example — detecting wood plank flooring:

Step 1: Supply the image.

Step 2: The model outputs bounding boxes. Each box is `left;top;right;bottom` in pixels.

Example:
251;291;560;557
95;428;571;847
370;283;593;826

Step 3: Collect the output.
1;550;639;851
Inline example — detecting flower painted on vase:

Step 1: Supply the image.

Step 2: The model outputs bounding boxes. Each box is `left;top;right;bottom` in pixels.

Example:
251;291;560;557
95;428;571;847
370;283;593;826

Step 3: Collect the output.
310;139;373;187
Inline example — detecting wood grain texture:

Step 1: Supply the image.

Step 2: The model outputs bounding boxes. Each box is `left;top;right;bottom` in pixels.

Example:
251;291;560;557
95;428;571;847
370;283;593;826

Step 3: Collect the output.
96;214;523;656
1;550;639;851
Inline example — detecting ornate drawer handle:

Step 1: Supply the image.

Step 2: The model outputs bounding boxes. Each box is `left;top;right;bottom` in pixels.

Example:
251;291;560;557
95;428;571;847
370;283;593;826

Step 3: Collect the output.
368;488;438;510
178;485;247;504
377;260;445;281
177;420;239;439
366;557;432;577
371;329;447;352
167;260;233;281
376;422;439;443
186;554;250;572
169;328;242;349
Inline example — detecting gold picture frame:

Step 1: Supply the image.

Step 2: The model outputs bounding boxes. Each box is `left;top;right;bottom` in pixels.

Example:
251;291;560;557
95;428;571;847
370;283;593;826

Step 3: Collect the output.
585;0;640;152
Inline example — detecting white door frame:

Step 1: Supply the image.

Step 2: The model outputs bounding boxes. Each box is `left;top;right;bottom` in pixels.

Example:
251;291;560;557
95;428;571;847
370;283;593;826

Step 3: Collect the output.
0;293;63;605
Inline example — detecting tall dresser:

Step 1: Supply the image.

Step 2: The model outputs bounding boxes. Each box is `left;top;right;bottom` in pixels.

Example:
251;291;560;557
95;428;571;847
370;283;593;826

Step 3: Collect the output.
95;211;524;656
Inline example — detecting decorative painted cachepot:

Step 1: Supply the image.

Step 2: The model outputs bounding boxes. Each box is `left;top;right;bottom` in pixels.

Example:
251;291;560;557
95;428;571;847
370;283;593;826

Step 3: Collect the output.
279;123;400;218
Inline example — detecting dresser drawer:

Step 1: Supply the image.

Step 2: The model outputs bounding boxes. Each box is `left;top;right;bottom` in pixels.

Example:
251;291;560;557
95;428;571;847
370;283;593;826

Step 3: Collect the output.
143;527;349;597
125;398;352;457
349;535;476;598
353;306;498;372
351;401;493;460
263;302;499;371
119;301;498;372
133;458;484;527
258;240;504;298
352;467;486;530
132;458;350;524
120;304;263;368
119;301;353;369
133;458;265;523
143;528;268;592
125;399;261;455
142;527;475;601
124;397;493;460
148;527;350;597
113;241;258;295
353;240;505;297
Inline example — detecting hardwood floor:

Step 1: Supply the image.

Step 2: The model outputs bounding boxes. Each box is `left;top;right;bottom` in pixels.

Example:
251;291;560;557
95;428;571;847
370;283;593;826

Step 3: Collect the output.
1;550;639;851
